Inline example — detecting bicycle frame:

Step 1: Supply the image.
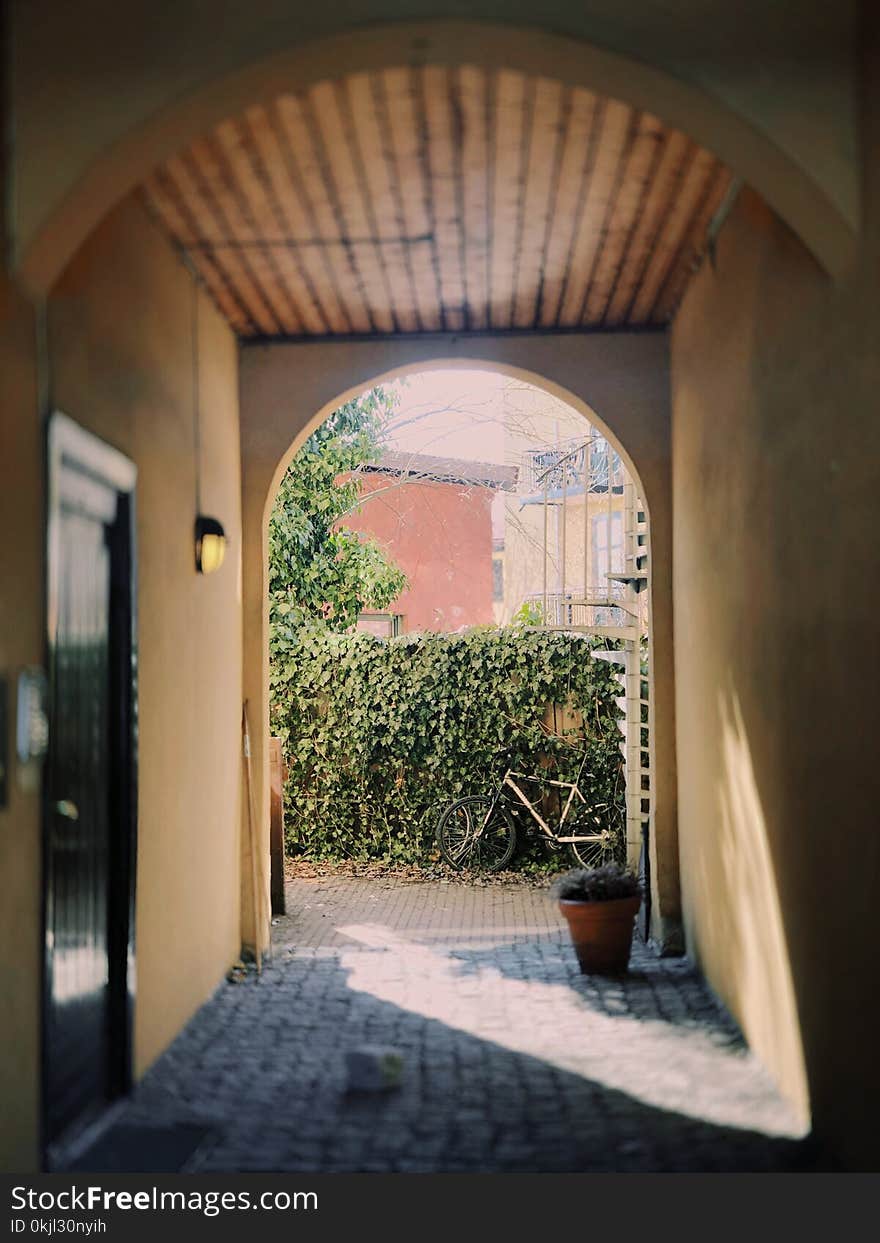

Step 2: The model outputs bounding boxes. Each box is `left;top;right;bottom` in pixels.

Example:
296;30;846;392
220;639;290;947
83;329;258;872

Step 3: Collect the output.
478;751;606;846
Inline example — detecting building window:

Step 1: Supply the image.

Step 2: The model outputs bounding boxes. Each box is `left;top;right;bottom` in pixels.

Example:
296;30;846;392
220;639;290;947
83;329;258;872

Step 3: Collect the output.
356;613;405;638
588;436;623;494
492;554;504;602
591;512;624;583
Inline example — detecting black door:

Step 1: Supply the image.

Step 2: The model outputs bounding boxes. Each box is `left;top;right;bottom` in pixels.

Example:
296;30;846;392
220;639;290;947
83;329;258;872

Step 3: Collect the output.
44;412;137;1151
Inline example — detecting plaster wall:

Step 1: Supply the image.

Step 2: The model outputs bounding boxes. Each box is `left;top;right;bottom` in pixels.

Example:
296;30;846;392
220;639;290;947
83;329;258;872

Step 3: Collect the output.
671;180;880;1166
0;275;42;1172
240;333;676;951
46;197;243;1083
9;6;856;287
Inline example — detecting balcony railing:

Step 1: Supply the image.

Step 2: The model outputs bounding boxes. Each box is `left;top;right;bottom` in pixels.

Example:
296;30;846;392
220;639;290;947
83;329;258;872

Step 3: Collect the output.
521;436;624;495
523;584;634;629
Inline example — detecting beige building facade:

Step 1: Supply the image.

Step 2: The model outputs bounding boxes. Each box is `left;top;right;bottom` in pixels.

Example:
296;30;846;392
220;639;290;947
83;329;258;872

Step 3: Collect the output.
494;387;636;631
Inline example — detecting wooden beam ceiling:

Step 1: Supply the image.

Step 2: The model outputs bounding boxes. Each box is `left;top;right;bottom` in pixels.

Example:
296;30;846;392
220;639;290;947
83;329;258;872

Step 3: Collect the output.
142;66;732;339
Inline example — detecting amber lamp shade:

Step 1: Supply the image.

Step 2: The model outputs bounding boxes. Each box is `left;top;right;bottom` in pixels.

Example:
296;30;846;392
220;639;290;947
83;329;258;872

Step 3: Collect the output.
194;515;227;574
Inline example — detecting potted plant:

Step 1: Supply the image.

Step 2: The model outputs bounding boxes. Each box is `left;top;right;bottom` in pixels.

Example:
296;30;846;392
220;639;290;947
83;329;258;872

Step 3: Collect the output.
553;863;642;974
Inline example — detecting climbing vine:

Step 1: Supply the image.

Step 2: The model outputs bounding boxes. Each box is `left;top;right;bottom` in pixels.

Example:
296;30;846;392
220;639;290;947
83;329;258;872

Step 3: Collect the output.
272;626;625;867
268;386;407;650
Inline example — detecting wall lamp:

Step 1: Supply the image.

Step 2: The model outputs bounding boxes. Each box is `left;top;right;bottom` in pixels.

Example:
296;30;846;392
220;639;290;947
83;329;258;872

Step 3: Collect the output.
186;249;228;576
194;515;227;575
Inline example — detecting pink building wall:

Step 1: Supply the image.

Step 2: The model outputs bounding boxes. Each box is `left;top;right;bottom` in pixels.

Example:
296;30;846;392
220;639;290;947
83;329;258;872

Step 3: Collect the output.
341;472;495;632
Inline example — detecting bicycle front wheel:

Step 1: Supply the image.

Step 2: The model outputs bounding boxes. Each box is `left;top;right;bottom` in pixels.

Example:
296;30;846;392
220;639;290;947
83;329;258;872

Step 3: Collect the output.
435;795;516;872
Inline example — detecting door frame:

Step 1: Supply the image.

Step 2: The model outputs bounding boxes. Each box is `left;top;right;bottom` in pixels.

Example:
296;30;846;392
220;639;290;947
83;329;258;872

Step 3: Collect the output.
42;411;138;1163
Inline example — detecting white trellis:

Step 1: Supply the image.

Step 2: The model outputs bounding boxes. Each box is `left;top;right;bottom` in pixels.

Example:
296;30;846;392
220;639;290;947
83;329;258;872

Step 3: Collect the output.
520;432;650;879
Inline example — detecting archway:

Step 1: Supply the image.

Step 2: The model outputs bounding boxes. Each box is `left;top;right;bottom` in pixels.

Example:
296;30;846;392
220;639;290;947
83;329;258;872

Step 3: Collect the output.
2;4;850;1173
15;19;854;293
240;336;676;955
6;2;874;1175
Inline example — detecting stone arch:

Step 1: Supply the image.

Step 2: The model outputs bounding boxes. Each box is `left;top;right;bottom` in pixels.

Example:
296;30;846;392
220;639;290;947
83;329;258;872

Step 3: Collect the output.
239;332;676;951
263;359;651;529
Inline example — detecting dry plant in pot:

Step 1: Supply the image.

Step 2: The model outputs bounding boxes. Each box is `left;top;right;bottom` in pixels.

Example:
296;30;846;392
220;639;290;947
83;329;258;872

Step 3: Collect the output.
553;864;642;975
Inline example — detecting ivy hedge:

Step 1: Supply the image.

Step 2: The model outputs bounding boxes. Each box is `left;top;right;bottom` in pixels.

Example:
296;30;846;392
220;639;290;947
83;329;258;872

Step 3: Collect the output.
271;626;625;867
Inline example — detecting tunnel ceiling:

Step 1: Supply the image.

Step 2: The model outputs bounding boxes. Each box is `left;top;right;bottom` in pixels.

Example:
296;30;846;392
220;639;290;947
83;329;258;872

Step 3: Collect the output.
141;66;732;340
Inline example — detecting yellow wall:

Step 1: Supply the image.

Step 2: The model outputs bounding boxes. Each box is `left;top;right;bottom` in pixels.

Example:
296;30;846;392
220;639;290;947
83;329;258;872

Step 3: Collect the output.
47;196;243;1080
671;181;880;1165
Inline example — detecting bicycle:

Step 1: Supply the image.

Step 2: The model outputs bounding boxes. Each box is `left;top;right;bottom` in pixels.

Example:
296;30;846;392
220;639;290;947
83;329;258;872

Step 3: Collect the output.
434;749;619;872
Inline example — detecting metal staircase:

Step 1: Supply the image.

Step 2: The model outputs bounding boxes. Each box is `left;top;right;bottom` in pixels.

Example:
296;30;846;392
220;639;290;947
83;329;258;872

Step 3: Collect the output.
591;482;650;876
522;434;652;930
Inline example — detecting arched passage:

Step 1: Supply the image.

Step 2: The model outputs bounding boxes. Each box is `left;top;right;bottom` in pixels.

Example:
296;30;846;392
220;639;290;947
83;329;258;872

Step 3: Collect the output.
3;0;877;1177
239;332;677;953
14;18;855;294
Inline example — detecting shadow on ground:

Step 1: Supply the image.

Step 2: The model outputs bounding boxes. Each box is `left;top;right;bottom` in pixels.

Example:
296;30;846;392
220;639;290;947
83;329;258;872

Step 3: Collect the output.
70;875;821;1173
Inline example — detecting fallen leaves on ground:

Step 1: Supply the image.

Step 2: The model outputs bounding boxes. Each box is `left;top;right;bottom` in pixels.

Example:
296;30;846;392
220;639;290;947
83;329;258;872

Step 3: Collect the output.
283;855;552;889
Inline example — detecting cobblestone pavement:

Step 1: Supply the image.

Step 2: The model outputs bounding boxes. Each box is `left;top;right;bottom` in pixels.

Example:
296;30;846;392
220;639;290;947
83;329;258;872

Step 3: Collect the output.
121;875;817;1172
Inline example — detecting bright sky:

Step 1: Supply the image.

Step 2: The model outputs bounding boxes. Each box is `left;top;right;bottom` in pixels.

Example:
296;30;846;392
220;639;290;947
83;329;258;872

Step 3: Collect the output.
382;369;511;464
378;367;586;541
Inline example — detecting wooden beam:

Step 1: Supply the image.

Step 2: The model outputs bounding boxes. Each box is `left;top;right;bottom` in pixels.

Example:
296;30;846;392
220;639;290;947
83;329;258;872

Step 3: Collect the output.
345;72;420;333
274;93;372;333
162;150;280;335
141;174;256;335
651;163;733;321
381;67;443;332
456;65;491;331
240;104;344;334
628;144;721;324
422;65;467;331
602;130;693;327
306;80;397;334
488;69;528;330
581;112;666;324
557;99;634;327
512;77;565;329
188;134;302;335
538;87;600;327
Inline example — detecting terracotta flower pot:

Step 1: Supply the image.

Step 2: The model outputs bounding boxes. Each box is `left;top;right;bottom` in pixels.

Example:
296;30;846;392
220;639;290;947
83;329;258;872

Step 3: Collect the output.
559;895;641;974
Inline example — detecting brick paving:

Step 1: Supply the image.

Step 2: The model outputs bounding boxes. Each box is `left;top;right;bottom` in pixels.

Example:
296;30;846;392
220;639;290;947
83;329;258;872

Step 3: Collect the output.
120;874;817;1172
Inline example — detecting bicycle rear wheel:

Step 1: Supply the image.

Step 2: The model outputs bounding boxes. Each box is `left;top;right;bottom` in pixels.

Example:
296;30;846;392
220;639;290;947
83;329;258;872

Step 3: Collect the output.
435;795;516;872
566;808;618;868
